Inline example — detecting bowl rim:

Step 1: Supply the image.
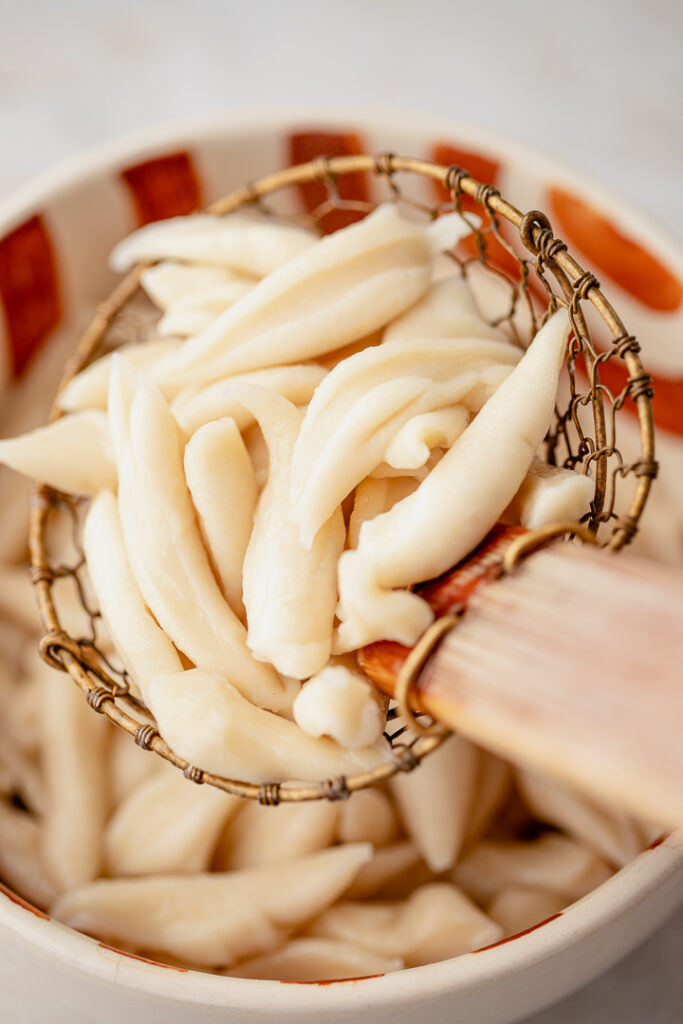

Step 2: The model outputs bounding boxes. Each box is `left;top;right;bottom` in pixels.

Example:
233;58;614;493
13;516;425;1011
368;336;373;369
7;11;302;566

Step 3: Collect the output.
0;105;681;271
1;108;682;1013
2;834;681;1012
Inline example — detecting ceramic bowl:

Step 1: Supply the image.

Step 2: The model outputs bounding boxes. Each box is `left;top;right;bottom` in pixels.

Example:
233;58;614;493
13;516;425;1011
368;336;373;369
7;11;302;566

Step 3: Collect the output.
1;111;682;1024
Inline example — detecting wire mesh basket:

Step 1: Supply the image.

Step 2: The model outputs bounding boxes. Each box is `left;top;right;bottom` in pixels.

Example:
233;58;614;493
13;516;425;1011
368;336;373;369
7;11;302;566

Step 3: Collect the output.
28;153;657;803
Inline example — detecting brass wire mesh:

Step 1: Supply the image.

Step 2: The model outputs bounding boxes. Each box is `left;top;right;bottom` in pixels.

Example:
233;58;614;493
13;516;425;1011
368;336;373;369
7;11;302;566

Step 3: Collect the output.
28;154;657;803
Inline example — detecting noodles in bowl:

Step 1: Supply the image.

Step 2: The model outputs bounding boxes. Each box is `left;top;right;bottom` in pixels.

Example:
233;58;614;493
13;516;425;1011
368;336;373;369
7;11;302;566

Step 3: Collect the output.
0;195;660;980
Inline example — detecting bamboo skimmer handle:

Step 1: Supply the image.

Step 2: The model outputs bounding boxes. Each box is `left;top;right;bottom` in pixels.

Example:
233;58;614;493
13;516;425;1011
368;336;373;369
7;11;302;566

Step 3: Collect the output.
360;529;683;828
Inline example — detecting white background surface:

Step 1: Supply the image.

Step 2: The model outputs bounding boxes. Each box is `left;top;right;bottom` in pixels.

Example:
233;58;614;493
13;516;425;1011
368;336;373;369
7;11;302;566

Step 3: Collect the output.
0;0;681;1020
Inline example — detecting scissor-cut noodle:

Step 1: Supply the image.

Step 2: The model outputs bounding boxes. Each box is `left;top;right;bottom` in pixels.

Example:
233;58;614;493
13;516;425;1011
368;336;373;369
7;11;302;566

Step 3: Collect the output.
147;670;391;783
243;422;269;489
383;277;508;345
184;419;257;621
0;411;115;495
347;476;419;549
293;664;386;749
52;843;372;967
516;770;646;868
344;842;423;900
309;882;503;967
0;799;61;909
224;937;404;980
356;312;570;583
159;279;256;337
504;457;596;531
83;491;182;702
108;359;285;711
58;339;182;413
487;885;567;939
315;330;383;370
227;384;344;678
336;311;570;649
111;212;318;277
453;834;614;904
149;205;475;389
109;728;164;806
334;551;436;654
464;753;513;846
171;364;327;438
213;799;339;872
390;734;479;873
291;337;520;545
336;788;400;847
141;261;250;311
105;769;242;877
40;670;109;891
383;406;470;470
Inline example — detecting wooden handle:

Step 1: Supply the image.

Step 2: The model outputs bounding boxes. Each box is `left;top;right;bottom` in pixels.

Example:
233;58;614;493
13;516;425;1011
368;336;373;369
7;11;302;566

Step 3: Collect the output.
361;537;683;827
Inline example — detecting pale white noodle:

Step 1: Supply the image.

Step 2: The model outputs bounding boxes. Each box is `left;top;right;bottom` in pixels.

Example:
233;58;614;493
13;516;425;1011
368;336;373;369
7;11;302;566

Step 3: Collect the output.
224;937;404;980
40;669;109;891
58;338;182;413
383;276;508;344
214;799;339;872
184;418;257;621
83;490;182;703
293;664;386;749
390;734;479;873
140;261;248;311
336;788;400;847
148;205;475;389
108;358;285;711
53;844;373;967
0;411;115;495
228;384;345;679
336;311;570;649
308;882;503;967
147;669;391;784
105;769;242;877
111;212;318;277
453;834;613;904
158;279;256;337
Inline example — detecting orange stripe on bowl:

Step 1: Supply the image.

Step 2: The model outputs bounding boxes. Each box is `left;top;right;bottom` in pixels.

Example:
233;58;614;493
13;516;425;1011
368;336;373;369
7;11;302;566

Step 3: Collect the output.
594;355;683;438
0;880;50;921
97;942;188;972
475;912;563;952
120;151;202;226
430;142;500;209
429;141;534;287
550;187;683;312
281;974;384;985
0;215;62;378
288;131;370;233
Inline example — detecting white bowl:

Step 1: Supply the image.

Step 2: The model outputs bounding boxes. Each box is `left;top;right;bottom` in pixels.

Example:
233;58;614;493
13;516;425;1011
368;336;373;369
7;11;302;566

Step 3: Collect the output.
1;111;682;1024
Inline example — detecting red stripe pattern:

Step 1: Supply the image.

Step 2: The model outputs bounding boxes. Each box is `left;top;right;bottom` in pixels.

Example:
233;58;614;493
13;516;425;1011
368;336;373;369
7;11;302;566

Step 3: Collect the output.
431;142;500;211
549;188;683;436
0;215;62;377
550;188;683;313
429;141;526;284
288;131;370;233
120;151;202;226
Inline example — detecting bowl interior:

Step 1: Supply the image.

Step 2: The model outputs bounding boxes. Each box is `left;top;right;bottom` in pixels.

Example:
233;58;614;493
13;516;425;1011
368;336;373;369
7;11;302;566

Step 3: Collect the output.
0;112;682;1023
